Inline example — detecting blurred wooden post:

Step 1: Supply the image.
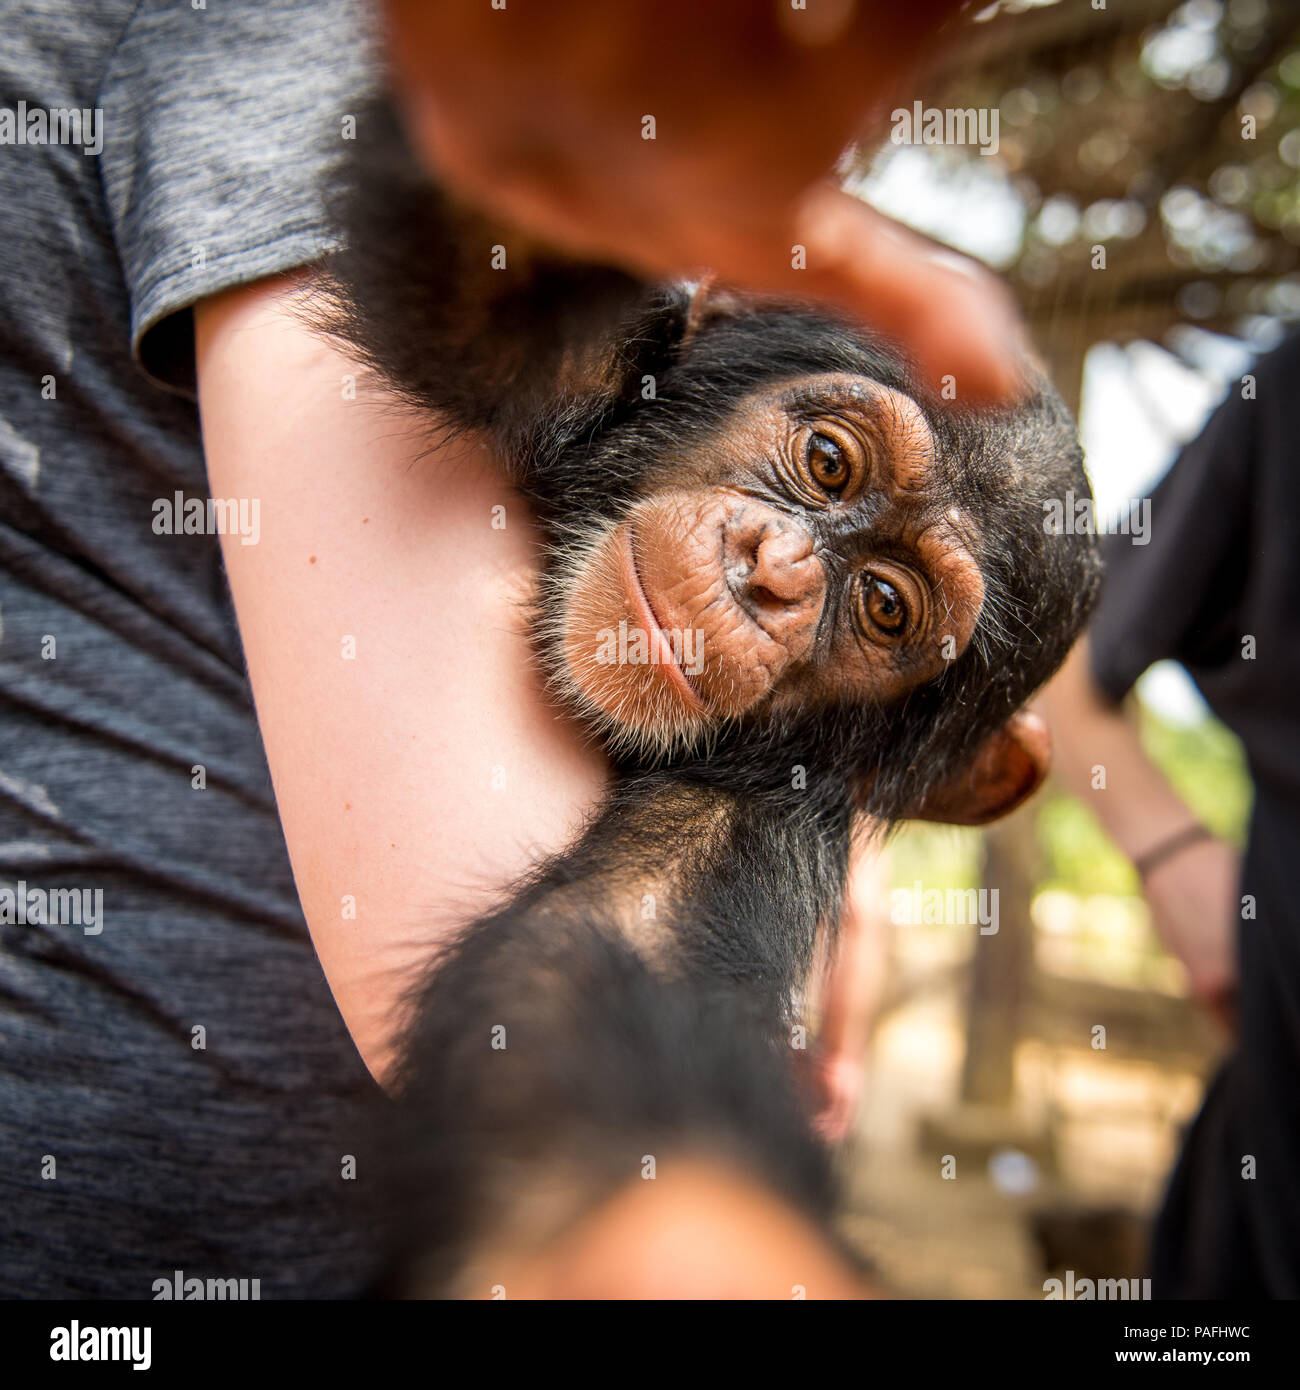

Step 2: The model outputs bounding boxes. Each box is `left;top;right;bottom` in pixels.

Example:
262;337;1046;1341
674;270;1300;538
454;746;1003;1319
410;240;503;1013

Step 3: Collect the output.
959;804;1038;1107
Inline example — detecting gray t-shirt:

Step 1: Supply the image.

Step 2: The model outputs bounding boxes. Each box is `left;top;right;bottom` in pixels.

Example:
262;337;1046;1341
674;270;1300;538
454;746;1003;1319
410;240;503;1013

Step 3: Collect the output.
0;0;385;1297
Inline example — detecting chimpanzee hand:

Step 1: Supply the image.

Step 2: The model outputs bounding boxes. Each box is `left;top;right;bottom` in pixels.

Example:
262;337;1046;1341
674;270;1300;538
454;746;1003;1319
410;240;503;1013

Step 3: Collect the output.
377;0;1025;404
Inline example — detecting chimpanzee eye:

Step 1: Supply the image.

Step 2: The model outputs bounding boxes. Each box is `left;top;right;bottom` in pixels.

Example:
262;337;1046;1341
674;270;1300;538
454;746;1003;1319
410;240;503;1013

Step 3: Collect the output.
806;433;850;493
860;571;907;635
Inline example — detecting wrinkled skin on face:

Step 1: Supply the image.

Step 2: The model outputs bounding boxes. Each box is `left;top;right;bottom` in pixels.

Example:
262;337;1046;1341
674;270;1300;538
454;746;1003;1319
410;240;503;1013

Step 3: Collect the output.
556;373;987;753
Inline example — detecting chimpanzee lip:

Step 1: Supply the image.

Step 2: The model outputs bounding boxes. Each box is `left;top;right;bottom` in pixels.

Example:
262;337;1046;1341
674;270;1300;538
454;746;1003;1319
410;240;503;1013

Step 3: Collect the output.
620;525;709;714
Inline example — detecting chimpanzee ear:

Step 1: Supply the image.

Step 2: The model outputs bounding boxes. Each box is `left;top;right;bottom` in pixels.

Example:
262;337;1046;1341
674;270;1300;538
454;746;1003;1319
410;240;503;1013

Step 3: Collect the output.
907;711;1051;826
677;274;747;353
610;276;746;402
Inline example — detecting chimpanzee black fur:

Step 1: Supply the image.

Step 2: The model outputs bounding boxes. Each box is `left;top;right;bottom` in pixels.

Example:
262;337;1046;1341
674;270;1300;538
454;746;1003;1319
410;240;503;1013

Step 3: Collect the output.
323;102;1097;823
323;100;1101;1294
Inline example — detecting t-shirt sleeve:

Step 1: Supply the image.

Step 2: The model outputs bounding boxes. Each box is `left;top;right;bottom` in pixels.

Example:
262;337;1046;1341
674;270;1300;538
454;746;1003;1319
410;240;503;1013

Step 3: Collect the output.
1088;374;1257;705
97;0;376;395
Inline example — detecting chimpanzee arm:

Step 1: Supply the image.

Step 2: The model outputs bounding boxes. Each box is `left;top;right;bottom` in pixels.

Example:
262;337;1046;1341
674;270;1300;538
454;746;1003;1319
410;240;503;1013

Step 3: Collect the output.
319;99;687;466
384;903;842;1294
371;754;862;1291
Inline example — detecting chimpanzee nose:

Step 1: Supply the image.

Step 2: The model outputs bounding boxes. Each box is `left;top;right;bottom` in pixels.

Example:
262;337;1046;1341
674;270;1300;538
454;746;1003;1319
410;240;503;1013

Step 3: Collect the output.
724;504;824;657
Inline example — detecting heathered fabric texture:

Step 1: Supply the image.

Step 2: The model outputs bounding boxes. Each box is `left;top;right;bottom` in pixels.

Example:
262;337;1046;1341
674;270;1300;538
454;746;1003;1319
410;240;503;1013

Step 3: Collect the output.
0;0;386;1297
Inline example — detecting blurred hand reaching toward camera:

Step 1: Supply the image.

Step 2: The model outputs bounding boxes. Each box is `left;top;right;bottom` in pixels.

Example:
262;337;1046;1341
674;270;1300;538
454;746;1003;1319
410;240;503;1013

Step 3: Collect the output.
380;0;1027;404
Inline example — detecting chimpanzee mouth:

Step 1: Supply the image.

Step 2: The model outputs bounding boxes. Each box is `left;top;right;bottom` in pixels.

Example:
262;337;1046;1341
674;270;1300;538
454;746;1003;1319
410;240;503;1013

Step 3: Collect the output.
621;526;709;714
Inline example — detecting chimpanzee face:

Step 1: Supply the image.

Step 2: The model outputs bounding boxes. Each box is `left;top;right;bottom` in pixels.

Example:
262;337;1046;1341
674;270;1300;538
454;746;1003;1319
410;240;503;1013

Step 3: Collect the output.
549;370;991;757
323;100;1099;824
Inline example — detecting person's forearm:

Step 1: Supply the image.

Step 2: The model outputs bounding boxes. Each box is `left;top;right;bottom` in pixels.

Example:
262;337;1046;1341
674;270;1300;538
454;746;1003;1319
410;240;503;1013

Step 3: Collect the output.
1038;637;1201;860
195;275;609;1083
1039;635;1238;1019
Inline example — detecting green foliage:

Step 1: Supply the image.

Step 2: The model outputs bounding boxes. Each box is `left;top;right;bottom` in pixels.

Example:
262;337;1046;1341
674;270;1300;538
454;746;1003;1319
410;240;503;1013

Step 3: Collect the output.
1036;792;1138;897
887;820;983;896
1138;704;1252;846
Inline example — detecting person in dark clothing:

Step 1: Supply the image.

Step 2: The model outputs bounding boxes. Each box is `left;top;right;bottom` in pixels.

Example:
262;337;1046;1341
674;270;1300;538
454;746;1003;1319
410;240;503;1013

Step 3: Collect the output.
1042;331;1300;1297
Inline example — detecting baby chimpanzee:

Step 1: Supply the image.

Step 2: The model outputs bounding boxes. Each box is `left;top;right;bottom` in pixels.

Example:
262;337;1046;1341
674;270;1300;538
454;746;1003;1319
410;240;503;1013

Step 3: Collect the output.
322;102;1100;1295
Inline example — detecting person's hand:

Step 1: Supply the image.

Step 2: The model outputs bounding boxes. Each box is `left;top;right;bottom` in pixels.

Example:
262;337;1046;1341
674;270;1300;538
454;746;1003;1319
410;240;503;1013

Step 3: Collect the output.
380;0;1026;404
806;840;892;1142
1142;837;1240;1033
472;1159;870;1298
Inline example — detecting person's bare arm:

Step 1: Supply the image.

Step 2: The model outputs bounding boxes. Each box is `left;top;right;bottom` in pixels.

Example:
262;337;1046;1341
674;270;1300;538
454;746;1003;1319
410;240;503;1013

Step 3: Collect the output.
807;842;892;1143
1038;636;1238;1024
195;275;609;1082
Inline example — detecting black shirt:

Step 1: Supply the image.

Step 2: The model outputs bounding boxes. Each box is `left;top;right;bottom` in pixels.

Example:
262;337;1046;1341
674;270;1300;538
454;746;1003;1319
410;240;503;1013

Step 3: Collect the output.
1090;332;1300;1298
